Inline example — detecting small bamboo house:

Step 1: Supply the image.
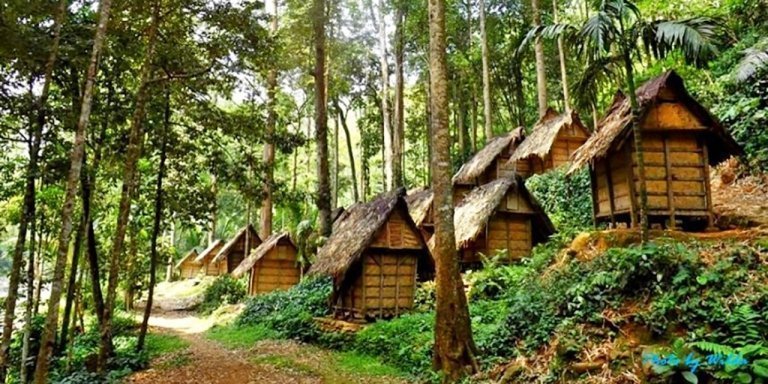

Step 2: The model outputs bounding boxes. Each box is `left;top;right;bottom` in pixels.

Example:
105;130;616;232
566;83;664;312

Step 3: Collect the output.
175;249;200;279
452;176;555;265
508;108;590;174
231;232;302;295
452;128;527;202
569;70;742;229
209;225;262;275
309;188;433;321
194;240;224;276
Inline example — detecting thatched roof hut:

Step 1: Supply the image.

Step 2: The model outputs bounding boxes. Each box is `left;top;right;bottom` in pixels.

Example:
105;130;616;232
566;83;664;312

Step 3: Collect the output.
208;225;262;276
452;128;527;189
232;232;302;295
309;188;433;320
508;108;590;174
568;70;742;229
452;176;555;264
194;240;224;276
176;249;200;279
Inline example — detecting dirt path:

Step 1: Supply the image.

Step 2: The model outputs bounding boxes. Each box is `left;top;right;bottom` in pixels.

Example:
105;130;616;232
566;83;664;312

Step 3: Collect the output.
125;311;408;384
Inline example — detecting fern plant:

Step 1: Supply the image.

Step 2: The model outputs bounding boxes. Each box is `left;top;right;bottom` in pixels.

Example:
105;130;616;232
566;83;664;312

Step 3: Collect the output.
689;341;768;383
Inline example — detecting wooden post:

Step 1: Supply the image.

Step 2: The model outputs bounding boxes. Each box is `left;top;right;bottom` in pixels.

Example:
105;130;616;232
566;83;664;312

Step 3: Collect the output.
701;139;715;229
394;257;400;316
589;165;598;228
377;255;384;318
663;135;676;229
625;145;639;228
360;257;367;319
603;159;617;227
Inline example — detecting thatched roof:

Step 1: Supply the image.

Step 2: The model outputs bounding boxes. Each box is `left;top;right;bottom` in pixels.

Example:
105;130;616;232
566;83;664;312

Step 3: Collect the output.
453;128;525;185
175;249;199;269
569;70;742;173
453;176;555;249
231;232;295;278
211;224;261;263
508;108;587;163
194;240;223;263
405;187;434;227
309;188;425;288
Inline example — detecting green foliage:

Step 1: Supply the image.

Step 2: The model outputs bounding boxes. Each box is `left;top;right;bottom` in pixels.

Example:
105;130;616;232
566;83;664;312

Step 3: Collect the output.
354;312;437;380
206;323;278;349
236;277;331;342
525;167;593;234
199;275;247;315
412;281;436;312
466;252;527;301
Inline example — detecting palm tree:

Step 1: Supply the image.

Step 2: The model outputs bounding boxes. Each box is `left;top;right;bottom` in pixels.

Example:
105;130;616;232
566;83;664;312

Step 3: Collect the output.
528;0;719;240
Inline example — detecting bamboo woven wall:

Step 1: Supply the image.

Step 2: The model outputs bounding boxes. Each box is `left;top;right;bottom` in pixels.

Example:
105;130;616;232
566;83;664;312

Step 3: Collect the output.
249;243;301;295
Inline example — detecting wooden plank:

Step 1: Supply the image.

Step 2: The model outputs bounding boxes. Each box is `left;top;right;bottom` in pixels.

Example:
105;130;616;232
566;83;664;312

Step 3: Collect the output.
604;158;617;226
663;135;676;228
702;140;714;227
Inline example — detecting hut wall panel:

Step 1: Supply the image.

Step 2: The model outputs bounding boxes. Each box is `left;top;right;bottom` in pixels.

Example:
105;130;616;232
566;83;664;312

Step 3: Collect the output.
642;102;706;130
361;253;418;314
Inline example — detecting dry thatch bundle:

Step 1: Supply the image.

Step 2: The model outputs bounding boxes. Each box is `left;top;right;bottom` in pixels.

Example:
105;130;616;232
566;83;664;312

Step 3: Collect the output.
231;232;294;278
194;239;223;263
569;70;742;173
453;176;555;248
405;187;434;227
509;108;587;163
175;249;198;269
211;224;260;263
309;188;417;287
453;127;525;185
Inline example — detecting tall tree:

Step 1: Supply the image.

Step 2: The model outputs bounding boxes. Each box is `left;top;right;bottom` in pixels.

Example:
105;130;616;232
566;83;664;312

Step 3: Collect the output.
532;0;548;117
33;0;113;381
428;0;478;380
314;0;331;236
261;0;279;239
0;1;67;380
393;0;405;188
479;0;493;140
553;0;570;110
372;0;393;190
137;87;170;352
100;0;161;368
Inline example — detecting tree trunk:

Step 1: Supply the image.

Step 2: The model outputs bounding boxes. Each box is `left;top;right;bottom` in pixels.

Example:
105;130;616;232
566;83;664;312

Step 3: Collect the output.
393;4;405;188
553;0;570;111
0;1;67;380
137;87;170;352
479;0;493;140
33;0;112;380
208;174;217;246
622;51;648;241
57;213;84;355
371;0;393;190
427;0;478;380
57;62;85;358
332;115;339;209
313;0;331;236
260;0;278;240
532;0;547;117
513;64;526;127
20;183;40;382
99;1;160;370
333;100;359;202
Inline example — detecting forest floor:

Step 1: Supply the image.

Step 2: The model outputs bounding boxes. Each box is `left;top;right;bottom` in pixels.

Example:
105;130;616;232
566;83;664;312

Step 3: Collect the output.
124;310;409;384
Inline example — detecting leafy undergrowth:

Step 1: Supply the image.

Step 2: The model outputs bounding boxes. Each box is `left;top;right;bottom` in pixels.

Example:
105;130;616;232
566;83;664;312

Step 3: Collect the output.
204;230;768;383
33;312;190;384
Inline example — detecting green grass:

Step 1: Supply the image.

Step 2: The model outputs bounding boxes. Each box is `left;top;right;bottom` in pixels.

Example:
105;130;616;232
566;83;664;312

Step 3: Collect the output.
145;333;190;358
335;351;405;378
253;355;316;375
205;323;278;349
